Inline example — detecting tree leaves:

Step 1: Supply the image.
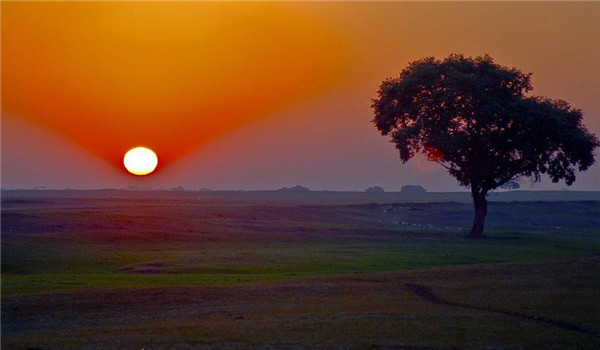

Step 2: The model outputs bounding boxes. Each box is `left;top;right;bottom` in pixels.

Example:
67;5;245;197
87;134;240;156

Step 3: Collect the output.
372;54;598;192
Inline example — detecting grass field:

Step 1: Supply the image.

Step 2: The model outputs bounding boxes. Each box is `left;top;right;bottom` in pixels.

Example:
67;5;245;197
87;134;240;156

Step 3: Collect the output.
2;190;599;349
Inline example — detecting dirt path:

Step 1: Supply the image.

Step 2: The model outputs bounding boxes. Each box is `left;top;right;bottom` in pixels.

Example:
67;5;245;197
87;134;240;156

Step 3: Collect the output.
406;283;600;339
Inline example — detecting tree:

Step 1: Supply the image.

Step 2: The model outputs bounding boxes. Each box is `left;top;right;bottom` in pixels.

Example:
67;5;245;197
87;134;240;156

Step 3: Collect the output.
366;186;385;193
372;54;598;238
499;180;520;191
277;185;310;193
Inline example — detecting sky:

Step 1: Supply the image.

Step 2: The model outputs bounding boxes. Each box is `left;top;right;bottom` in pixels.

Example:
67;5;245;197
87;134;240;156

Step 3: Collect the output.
2;1;599;191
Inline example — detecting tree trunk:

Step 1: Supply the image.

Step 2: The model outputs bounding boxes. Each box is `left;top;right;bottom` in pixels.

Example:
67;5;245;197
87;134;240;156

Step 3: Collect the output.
469;188;487;238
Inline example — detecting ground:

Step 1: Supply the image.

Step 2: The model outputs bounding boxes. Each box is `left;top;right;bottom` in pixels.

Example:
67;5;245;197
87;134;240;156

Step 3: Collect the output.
2;190;599;349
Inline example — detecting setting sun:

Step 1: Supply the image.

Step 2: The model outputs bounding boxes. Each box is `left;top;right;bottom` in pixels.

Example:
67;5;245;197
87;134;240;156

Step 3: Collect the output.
123;147;158;175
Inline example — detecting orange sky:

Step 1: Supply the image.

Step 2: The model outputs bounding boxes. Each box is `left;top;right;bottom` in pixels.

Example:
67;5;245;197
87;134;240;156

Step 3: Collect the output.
2;1;347;172
2;1;599;190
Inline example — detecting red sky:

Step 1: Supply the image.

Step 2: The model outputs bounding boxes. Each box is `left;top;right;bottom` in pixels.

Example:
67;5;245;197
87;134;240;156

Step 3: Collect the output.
2;1;599;191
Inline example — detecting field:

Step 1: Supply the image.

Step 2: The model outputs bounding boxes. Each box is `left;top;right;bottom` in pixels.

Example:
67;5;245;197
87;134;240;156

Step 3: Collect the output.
2;190;600;349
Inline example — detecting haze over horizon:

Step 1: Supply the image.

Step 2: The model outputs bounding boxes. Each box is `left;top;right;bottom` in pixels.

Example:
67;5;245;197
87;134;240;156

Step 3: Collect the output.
2;2;599;192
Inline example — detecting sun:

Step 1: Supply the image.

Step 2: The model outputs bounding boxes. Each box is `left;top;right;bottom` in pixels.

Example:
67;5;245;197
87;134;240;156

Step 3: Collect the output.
123;147;158;175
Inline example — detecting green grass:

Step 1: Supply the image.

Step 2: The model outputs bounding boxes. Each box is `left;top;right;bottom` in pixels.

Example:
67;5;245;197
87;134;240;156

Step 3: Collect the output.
3;228;599;295
2;195;600;349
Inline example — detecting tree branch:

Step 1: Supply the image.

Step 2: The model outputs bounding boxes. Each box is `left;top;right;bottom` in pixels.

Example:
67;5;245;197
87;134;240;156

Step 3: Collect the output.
434;160;451;170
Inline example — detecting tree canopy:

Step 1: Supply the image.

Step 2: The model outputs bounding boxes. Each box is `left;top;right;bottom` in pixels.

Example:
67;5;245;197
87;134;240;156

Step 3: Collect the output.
372;54;598;237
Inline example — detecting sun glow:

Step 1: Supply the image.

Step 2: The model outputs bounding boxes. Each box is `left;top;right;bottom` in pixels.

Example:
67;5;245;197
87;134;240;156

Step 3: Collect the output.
123;147;158;175
1;2;346;171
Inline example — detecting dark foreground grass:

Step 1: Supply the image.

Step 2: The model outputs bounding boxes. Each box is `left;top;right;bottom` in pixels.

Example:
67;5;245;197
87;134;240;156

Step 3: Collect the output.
2;257;599;349
1;194;599;349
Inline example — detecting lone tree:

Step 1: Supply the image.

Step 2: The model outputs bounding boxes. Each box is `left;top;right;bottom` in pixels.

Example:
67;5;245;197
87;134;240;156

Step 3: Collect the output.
372;54;598;238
